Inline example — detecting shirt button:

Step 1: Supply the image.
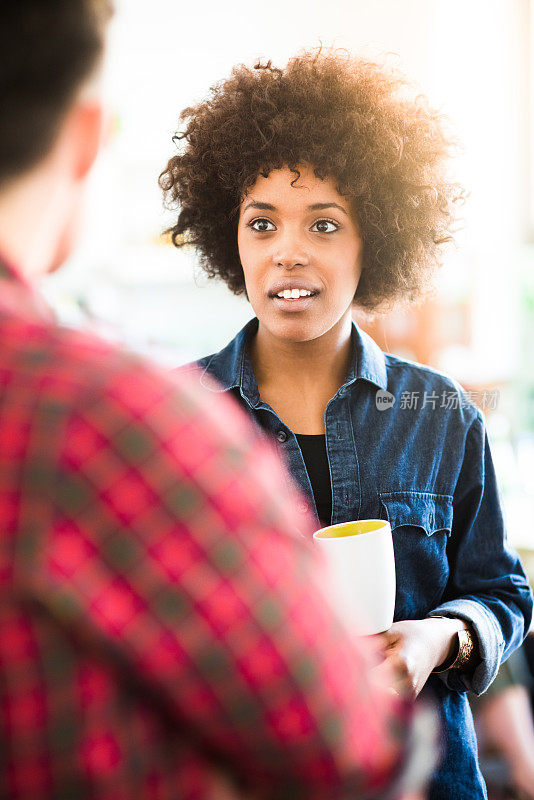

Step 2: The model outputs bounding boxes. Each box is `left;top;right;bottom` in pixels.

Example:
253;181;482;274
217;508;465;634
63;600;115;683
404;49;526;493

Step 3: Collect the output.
298;503;309;514
276;430;287;443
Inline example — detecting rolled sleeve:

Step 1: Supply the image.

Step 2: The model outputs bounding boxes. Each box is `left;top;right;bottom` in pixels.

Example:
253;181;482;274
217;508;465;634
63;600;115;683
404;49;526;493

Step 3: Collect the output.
428;599;505;694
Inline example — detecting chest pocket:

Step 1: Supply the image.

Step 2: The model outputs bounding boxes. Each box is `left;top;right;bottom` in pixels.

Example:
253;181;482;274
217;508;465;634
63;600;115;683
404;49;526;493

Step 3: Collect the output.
379;491;453;619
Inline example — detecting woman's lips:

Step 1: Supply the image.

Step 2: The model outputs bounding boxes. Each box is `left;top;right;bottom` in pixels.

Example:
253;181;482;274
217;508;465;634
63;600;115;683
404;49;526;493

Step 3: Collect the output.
267;282;321;311
270;293;318;311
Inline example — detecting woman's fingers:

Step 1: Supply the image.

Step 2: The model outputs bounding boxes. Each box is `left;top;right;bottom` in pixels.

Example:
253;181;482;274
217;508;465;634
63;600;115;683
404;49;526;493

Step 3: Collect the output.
372;649;413;698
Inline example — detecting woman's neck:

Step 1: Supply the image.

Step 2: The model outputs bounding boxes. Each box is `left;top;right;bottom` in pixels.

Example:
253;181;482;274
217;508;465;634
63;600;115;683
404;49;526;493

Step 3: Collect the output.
249;314;353;433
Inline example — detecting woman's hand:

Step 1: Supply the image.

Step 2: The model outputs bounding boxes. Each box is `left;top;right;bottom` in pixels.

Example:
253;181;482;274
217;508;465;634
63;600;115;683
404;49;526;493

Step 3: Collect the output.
374;617;467;700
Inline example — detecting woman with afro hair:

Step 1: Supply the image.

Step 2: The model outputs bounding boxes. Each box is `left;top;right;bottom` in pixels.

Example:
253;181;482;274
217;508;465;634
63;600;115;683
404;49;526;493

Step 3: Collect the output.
161;49;532;800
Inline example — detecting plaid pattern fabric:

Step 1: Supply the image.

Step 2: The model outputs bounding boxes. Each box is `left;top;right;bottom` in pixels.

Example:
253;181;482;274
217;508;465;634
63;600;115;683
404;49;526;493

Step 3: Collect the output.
0;259;413;800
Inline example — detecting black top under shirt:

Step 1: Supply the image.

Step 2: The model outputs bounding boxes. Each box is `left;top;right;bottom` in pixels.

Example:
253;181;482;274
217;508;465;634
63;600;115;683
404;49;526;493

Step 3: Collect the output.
294;434;332;527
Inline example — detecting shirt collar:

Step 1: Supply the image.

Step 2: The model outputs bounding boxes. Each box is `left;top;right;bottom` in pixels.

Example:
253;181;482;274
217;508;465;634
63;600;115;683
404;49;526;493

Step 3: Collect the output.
352;323;388;390
0;252;30;286
0;251;55;322
200;318;262;407
200;317;388;404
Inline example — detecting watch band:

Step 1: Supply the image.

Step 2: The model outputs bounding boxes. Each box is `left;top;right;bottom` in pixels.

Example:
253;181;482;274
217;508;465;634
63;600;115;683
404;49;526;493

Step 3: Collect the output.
432;627;475;673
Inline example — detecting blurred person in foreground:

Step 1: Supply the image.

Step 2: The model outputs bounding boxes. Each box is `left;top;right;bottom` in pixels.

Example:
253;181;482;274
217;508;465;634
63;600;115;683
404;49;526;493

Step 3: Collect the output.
0;3;433;800
161;52;533;800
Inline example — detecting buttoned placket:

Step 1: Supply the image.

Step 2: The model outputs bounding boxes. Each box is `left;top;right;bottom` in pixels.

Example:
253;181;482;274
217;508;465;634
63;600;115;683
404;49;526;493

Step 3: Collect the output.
254;404;318;521
324;387;362;525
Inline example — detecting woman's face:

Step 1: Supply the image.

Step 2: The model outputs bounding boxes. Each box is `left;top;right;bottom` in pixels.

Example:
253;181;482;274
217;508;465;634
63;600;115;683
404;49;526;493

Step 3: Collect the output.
238;165;363;344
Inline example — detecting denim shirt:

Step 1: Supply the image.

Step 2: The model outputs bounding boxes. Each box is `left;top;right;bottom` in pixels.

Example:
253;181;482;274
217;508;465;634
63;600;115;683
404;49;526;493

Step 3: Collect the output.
186;318;533;799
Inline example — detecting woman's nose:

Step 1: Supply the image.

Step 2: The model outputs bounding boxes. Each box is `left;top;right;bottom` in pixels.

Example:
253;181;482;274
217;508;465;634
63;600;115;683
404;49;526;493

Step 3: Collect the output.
272;230;310;268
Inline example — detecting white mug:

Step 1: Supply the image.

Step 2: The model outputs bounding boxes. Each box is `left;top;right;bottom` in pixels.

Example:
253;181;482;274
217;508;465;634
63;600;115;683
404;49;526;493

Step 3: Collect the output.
313;519;396;636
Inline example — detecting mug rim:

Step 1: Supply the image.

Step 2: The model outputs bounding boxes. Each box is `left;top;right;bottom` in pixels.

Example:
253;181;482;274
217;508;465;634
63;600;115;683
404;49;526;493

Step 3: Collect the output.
313;518;390;540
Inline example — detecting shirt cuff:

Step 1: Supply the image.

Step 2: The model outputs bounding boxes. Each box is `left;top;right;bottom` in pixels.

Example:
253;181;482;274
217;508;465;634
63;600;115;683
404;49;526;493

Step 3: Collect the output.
428;599;505;695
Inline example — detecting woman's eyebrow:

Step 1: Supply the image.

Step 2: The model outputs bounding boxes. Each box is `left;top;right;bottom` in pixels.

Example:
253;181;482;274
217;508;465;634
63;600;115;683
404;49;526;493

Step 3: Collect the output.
308;202;349;216
242;201;277;212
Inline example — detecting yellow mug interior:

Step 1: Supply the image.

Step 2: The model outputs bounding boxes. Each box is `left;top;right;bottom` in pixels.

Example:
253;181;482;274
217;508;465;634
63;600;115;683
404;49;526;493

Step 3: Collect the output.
314;519;387;539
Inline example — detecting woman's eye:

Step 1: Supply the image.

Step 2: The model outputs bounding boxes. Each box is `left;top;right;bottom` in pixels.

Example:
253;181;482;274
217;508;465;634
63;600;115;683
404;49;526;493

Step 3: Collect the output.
249;218;276;232
311;219;339;233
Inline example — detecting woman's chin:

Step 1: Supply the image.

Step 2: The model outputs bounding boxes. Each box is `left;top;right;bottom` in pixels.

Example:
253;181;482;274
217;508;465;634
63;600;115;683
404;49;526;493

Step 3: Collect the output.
255;304;352;346
259;316;330;345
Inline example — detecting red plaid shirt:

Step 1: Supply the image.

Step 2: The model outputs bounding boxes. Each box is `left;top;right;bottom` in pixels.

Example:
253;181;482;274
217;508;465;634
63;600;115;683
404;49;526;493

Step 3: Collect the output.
0;259;415;800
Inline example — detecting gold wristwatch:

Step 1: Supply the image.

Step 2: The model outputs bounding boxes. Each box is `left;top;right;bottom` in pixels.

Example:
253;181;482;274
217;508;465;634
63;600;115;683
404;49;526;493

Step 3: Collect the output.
432;626;476;673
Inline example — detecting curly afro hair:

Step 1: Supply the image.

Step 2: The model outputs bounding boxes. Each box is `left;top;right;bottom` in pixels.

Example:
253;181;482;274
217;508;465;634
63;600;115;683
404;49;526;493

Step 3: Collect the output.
160;48;465;310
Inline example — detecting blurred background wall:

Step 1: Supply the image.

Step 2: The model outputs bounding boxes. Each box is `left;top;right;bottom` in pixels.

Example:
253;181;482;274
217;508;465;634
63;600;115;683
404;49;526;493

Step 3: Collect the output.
43;0;534;556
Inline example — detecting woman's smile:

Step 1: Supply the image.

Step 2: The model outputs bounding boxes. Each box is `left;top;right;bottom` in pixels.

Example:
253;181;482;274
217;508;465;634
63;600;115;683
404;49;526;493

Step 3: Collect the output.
267;277;321;311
